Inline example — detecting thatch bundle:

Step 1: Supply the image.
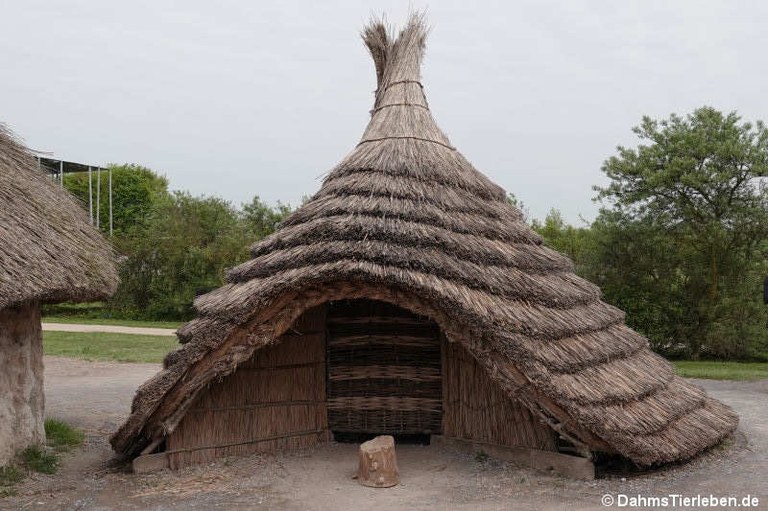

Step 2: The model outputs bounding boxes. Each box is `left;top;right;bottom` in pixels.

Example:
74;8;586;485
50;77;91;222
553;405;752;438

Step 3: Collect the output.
112;14;737;467
0;124;118;308
1;123;117;466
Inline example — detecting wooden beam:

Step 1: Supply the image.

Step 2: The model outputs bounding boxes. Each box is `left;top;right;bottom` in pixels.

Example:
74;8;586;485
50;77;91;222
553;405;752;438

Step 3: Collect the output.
431;435;594;480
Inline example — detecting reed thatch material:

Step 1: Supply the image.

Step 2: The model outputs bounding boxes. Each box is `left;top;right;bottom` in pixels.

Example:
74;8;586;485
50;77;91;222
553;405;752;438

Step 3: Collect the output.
166;306;330;468
442;337;558;451
0;124;118;309
111;14;737;467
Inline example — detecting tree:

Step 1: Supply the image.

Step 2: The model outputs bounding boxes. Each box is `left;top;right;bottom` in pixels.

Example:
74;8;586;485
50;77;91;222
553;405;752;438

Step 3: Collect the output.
110;192;248;319
64;164;169;235
109;193;294;320
241;196;293;239
531;209;593;271
595;107;768;359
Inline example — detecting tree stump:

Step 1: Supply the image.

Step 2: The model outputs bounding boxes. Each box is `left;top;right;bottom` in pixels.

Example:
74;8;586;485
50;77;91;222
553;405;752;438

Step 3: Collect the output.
357;435;399;487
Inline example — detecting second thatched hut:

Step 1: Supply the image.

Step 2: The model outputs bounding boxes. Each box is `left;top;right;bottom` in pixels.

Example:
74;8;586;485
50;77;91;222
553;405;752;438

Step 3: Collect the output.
0;124;118;466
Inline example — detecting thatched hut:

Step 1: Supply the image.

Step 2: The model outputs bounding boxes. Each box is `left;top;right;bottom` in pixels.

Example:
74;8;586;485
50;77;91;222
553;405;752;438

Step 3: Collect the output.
112;15;737;477
0;124;118;466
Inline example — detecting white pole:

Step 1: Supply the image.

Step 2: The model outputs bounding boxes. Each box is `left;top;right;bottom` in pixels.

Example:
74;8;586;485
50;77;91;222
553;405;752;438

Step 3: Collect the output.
108;167;113;236
88;166;93;225
96;167;101;230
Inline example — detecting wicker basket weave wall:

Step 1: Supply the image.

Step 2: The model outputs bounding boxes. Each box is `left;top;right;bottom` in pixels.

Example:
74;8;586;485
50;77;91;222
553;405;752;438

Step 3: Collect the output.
326;299;443;435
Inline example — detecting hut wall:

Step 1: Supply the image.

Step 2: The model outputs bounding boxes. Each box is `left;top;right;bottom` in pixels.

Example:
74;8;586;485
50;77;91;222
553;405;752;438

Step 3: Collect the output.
166;306;330;469
442;339;557;451
0;303;45;466
326;299;443;436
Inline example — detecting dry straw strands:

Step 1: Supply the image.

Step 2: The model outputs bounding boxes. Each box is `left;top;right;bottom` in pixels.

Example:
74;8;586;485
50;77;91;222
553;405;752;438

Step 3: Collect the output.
0;124;118;309
442;340;558;451
166;310;329;468
112;13;737;468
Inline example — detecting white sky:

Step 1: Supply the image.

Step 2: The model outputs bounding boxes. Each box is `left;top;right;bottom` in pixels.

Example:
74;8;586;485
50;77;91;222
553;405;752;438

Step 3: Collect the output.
2;1;767;224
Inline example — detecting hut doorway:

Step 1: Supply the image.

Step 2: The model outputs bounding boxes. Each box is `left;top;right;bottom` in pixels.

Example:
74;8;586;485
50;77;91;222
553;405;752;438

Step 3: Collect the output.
326;299;442;442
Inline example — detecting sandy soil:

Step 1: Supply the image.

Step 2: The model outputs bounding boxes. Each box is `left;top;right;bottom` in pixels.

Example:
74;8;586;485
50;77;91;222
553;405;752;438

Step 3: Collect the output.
2;357;765;511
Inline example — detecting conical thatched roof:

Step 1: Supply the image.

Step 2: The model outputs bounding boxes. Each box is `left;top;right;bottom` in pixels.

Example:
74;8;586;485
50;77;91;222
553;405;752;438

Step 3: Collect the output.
0;124;118;309
112;15;737;466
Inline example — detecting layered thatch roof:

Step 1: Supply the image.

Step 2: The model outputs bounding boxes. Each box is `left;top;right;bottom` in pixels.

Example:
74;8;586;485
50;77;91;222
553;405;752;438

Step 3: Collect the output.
111;15;737;466
0;124;118;310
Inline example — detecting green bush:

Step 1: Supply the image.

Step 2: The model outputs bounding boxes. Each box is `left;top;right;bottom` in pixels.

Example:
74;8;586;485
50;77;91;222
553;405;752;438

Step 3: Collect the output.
109;193;293;320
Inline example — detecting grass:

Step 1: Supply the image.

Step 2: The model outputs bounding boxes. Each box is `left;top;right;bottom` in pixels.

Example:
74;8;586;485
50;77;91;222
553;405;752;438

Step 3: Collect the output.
42;316;182;329
674;360;768;381
0;487;17;498
41;328;768;379
0;465;22;496
0;466;22;485
43;331;177;363
44;419;84;450
20;446;58;475
0;420;87;497
41;301;183;329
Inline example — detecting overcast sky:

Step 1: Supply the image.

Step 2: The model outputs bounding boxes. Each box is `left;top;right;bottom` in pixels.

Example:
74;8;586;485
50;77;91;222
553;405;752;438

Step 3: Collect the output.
2;1;767;223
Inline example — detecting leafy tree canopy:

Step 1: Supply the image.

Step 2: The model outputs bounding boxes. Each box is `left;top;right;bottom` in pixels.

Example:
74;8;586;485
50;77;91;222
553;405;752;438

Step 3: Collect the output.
596;107;768;251
64;164;169;235
592;107;768;359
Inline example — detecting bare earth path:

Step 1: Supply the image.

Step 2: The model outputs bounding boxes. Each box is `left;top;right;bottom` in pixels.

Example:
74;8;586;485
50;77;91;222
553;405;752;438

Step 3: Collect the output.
42;323;177;337
2;357;765;510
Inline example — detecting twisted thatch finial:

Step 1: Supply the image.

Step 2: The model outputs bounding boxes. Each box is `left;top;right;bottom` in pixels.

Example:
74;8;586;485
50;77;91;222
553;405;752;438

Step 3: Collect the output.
362;13;429;110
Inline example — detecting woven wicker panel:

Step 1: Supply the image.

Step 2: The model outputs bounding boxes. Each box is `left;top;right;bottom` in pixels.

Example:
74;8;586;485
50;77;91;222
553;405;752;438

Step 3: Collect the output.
327;299;442;435
328;409;442;434
330;378;441;398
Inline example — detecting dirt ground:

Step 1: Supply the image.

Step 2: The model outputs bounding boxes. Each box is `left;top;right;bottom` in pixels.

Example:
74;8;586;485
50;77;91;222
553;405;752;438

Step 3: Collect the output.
2;356;765;511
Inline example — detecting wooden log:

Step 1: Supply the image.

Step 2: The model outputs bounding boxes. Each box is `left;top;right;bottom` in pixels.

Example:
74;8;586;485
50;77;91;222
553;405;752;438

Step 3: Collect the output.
357;435;399;487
